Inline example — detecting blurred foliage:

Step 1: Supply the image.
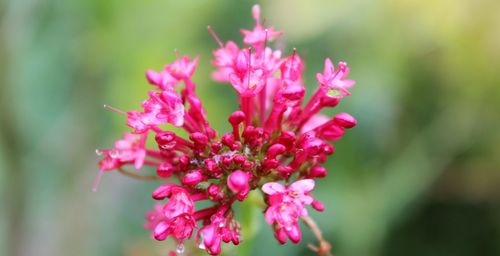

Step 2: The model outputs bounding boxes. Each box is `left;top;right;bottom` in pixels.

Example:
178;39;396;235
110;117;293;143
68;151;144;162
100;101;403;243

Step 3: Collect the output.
1;0;500;255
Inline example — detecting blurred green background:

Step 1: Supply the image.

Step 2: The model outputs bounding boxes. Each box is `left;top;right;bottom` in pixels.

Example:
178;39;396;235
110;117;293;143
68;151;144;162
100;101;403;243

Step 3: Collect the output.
1;0;500;255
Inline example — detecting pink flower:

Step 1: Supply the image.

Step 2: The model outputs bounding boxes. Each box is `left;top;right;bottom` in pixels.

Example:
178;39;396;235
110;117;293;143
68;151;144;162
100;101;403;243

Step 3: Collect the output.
280;51;303;82
165;55;199;80
198;222;223;255
262;180;316;244
316;58;355;99
142;90;184;126
264;201;302;244
197;210;241;255
257;47;282;75
211;41;240;68
153;213;196;241
262;179;315;209
240;5;282;49
96;4;357;255
146;68;178;90
229;67;266;96
151;186;197;242
162;186;195;218
127;90;184;132
93;133;147;191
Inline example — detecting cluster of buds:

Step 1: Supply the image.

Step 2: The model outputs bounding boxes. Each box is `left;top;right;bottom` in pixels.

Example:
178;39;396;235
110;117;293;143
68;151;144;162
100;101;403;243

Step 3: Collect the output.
95;5;356;255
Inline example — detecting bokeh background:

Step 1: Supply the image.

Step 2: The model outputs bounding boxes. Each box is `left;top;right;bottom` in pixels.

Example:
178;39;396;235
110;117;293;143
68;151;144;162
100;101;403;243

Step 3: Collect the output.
1;0;500;255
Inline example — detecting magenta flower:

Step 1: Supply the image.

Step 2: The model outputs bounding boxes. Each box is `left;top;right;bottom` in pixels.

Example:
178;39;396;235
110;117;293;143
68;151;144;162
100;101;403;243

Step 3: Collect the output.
165;55;199;81
240;5;282;50
316;58;355;99
262;180;315;206
93;132;146;191
95;4;356;255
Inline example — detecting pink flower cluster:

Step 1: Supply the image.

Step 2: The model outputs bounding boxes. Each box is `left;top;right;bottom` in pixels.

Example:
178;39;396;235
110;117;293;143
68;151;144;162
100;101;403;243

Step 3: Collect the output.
95;5;356;255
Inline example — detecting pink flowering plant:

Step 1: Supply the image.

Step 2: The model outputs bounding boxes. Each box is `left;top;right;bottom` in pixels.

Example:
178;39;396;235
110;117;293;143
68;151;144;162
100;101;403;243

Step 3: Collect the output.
95;5;356;255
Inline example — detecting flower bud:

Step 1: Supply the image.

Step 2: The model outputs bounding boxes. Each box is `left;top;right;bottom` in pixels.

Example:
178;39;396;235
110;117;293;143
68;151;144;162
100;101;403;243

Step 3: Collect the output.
178;155;190;170
267;143;286;159
152;183;177;200
157;162;175;178
275;227;287;245
207;184;221;199
228;111;245;126
276;131;296;150
233;155;246;165
189;132;209;147
155;131;176;150
312;200;325;212
309;165;327;178
286;224;301;243
153;221;169;241
227;170;250;194
333;112;357;128
204;158;219;173
221;133;234;147
181;170;205;186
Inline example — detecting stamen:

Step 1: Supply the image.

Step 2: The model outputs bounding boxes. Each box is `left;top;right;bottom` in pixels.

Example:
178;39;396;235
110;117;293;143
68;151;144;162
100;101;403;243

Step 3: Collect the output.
207;25;223;48
103;104;126;115
174;48;181;59
92;169;105;192
264;29;269;49
290;48;297;77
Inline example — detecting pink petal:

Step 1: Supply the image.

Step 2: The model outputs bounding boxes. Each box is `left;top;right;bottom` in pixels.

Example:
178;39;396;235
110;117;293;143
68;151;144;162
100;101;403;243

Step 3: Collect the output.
92;169;105;192
251;5;260;22
300;195;314;205
289;179;315;194
153;221;169;241
134;149;146;170
286;223;302;243
262;182;286;195
300;114;329;134
323;58;334;77
146;70;161;85
264;206;276;224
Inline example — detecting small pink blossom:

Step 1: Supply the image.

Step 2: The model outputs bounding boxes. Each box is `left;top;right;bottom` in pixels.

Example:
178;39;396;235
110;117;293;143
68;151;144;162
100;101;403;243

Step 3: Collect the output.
229;68;265;96
146;68;178;90
151;186;197;242
93;132;147;191
162;186;195;218
240;5;282;49
280;51;303;82
127;90;184;132
316;58;355;99
264;201;302;243
262;179;315;208
262;180;317;244
165;55;199;80
211;41;240;68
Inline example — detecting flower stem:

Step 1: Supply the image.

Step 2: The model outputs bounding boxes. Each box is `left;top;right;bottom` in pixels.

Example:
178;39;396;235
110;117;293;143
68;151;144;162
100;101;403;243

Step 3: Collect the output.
301;215;332;256
117;167;160;181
